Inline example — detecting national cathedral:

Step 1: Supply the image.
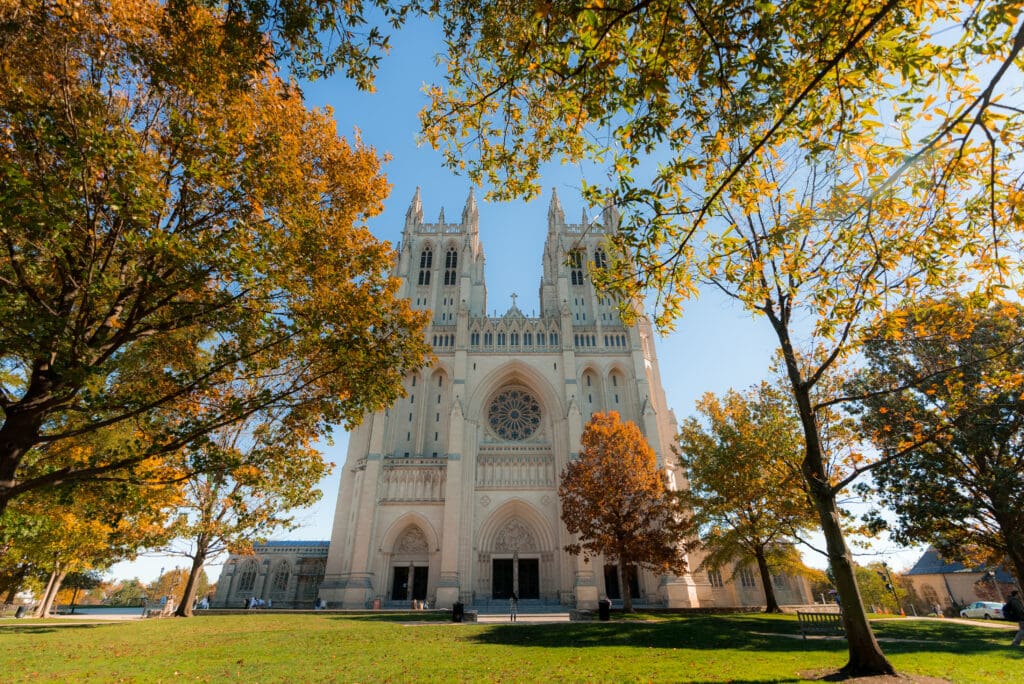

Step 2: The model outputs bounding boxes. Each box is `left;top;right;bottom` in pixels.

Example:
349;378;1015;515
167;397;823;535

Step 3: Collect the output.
213;190;812;611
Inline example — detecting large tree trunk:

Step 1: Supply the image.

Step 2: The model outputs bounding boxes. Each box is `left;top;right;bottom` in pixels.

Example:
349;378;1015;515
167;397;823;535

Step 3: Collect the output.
754;548;781;613
0;407;45;517
34;565;67;618
1003;525;1024;588
1;563;30;603
175;546;209;618
618;561;633;612
773;319;895;677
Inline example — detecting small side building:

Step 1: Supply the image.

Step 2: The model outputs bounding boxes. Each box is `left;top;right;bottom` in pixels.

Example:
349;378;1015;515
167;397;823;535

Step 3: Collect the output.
213;541;328;609
903;547;1015;614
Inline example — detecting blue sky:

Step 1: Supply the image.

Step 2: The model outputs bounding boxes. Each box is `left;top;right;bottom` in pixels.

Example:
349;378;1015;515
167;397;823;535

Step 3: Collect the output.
109;19;922;585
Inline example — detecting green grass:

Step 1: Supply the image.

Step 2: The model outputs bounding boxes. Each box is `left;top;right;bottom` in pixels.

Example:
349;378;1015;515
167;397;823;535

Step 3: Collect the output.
0;612;1021;682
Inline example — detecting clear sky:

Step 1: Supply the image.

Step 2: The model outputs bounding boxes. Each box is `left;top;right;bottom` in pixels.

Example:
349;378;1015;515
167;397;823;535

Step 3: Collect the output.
109;18;922;586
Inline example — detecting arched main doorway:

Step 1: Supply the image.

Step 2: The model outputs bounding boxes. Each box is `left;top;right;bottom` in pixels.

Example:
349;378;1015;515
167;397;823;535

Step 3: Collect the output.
490;519;541;599
477;502;556;601
389;525;431;601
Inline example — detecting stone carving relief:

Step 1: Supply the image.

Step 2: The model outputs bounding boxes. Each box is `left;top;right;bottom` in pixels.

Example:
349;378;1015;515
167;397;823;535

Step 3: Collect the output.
396;526;429;554
380;465;446;502
494;519;537;552
475;452;554;488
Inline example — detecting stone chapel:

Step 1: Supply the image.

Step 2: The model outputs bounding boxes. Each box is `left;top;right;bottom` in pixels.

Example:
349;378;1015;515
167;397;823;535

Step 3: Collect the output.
213;189;812;611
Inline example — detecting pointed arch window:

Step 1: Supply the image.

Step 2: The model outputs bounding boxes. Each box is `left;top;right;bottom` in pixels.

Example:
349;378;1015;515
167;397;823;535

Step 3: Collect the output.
569;250;585;285
444;248;458;286
238;559;258;593
418;248;433;285
271;561;290;599
594;248;608;270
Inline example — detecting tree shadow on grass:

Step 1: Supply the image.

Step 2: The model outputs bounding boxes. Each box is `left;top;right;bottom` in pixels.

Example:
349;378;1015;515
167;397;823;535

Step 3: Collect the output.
465;614;1015;658
0;623;107;634
327;611;453;623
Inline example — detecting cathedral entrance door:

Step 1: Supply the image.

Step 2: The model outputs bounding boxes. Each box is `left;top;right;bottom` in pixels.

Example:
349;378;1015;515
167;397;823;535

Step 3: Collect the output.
412;567;428;600
603;564;639;601
391;566;428;600
391;566;410;600
492;558;539;599
517;559;539;599
492;559;514;599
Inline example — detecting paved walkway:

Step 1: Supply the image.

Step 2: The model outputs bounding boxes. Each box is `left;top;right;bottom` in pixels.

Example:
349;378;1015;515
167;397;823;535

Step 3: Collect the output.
476;612;572;624
896;615;1017;630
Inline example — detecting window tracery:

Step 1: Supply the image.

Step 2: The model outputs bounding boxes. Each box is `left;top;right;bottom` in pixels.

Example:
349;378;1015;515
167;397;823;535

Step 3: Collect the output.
237;560;258;593
569;249;584;285
418;248;433;285
487;387;542;441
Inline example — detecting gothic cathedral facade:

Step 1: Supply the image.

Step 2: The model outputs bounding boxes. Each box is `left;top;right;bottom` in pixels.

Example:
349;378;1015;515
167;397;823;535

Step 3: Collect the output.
317;188;704;611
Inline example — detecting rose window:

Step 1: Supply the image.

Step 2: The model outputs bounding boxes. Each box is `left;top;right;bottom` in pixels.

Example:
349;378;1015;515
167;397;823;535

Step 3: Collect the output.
487;388;541;441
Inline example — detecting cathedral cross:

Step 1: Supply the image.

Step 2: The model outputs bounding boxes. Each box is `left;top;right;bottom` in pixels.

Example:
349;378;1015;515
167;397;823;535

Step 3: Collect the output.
511;293;518;308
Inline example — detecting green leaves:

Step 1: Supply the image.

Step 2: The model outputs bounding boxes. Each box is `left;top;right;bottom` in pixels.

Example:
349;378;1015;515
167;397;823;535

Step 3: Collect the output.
677;382;819;610
851;295;1024;580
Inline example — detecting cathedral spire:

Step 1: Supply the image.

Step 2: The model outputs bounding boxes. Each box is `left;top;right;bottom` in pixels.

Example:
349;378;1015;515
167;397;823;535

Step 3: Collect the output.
547;187;565;233
405;187;423;229
461;187;479;232
601;201;620;231
438;206;446;225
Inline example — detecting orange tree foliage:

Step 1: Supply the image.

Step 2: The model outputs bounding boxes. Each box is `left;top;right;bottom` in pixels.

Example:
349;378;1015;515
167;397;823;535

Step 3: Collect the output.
558;411;689;611
677;383;820;613
0;0;430;514
0;432;180;616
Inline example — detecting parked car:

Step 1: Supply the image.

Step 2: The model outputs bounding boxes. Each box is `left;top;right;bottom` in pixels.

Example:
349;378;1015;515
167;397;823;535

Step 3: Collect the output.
959;601;1004;620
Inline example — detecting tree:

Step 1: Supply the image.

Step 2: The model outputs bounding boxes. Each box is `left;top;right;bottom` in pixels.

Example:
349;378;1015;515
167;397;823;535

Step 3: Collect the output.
854;563;903;614
147;566;202;610
0;426;180;616
165;397;330;617
558;411;689;612
0;0;430;513
420;2;1024;675
59;570;103;614
106;578;147;607
852;295;1024;585
677;383;820;612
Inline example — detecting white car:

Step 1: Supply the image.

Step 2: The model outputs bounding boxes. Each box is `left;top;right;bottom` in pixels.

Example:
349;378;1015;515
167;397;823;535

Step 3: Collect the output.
959;601;1004;620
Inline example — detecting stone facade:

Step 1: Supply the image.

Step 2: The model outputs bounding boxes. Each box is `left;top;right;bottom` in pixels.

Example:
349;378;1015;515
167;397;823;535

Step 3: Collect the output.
319;188;699;611
903;547;1016;614
213;541;327;609
216;190;812;612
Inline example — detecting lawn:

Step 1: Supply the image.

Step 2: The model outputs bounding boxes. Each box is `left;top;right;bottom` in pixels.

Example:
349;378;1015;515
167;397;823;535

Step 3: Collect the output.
1;612;1021;682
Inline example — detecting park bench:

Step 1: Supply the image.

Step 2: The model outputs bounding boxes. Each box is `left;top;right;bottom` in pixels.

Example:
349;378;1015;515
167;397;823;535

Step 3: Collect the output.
796;610;844;639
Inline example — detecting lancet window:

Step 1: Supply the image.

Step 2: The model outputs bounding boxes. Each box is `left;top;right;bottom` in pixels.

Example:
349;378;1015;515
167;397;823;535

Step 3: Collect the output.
418;248;433;285
444;248;458;285
569;250;584;285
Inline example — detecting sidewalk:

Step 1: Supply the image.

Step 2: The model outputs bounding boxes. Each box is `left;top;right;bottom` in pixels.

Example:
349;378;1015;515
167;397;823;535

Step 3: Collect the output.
476;612;572;624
